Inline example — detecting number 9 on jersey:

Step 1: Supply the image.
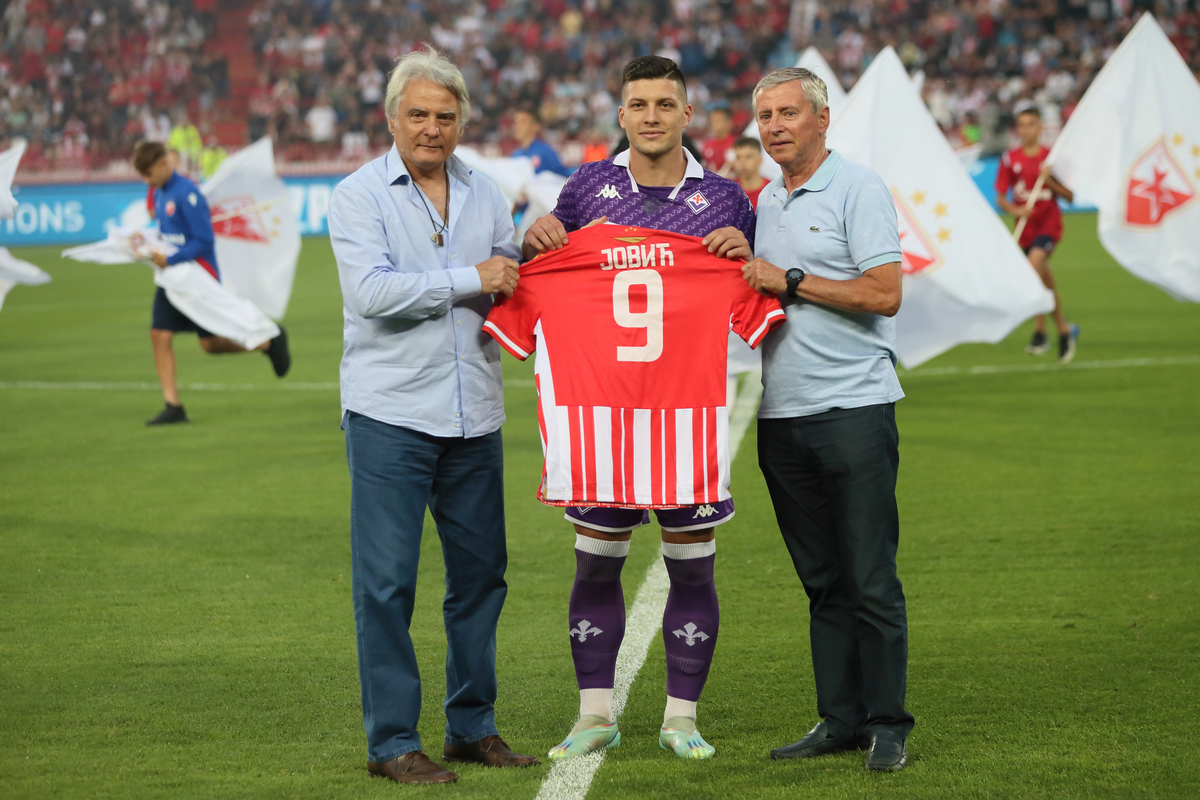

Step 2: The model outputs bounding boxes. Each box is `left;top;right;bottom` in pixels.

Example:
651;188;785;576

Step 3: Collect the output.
612;269;664;363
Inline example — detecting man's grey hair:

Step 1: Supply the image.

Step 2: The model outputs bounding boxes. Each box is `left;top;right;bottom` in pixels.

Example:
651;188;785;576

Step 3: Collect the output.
384;45;471;130
752;68;829;115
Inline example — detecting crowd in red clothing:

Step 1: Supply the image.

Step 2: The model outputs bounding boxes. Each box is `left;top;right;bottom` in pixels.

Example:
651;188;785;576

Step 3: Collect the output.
1;0;226;172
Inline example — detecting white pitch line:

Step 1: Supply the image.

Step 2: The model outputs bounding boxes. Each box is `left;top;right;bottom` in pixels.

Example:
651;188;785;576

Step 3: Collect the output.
534;560;671;800
900;354;1200;378
4;356;1196;395
535;371;762;800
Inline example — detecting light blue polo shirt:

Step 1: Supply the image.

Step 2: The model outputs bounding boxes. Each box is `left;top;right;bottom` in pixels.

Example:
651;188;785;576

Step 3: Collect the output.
755;150;905;419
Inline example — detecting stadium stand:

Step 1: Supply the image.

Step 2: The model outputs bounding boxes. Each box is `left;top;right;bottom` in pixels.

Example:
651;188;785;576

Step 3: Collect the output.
3;0;1198;175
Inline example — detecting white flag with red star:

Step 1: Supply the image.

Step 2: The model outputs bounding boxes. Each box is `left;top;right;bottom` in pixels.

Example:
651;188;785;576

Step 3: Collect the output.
200;137;300;320
1048;14;1200;301
827;47;1054;368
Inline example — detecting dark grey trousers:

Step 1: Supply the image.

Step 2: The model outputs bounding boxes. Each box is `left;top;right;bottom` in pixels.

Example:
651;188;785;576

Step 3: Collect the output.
758;403;914;739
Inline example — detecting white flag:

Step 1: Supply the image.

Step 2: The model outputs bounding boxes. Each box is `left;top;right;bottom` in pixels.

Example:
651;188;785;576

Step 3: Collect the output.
200;137;300;319
0;246;51;312
63;226;279;350
0;138;27;220
1048;14;1200;301
827;47;1054;368
454;146;537;211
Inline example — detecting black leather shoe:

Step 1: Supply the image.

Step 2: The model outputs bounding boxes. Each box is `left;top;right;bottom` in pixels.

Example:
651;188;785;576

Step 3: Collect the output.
865;729;908;772
770;721;863;760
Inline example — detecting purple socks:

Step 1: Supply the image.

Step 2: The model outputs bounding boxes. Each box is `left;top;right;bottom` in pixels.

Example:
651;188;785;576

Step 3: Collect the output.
568;534;719;714
569;535;629;691
661;540;719;703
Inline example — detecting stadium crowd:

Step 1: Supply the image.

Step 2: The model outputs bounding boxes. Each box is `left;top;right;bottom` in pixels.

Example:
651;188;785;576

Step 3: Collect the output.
1;0;229;172
2;0;1199;171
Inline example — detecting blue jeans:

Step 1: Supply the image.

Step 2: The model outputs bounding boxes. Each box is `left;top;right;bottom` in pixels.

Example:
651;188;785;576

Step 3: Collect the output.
345;412;508;762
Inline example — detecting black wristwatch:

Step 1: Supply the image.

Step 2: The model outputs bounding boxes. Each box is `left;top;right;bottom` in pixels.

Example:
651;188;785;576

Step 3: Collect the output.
785;268;805;298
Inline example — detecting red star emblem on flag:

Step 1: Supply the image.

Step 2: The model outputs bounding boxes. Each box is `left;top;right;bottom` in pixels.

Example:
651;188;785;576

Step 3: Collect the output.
1123;136;1197;228
209;195;272;243
891;188;943;276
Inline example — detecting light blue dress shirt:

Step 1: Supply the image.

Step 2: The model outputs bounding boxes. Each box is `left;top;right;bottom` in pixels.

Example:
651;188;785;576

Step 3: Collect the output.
329;145;522;438
755;150;906;419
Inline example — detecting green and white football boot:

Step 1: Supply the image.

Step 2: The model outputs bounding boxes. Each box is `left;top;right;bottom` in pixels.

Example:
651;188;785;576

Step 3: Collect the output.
659;716;716;760
547;714;621;761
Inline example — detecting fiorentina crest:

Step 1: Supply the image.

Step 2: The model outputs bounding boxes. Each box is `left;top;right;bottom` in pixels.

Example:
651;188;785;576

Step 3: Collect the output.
209;195;277;244
1123;136;1197;228
891;188;944;276
685;190;710;214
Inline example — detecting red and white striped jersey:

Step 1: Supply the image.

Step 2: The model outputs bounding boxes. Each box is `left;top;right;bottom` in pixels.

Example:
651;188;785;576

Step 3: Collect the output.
484;225;785;508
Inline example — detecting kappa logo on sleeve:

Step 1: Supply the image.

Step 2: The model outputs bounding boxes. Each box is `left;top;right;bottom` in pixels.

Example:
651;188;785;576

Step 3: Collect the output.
685;191;711;214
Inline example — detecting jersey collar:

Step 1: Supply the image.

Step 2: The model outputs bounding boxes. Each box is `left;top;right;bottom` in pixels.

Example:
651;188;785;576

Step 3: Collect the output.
613;146;704;201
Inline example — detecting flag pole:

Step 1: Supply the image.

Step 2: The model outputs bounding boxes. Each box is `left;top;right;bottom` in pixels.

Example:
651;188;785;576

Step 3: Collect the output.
1011;172;1046;243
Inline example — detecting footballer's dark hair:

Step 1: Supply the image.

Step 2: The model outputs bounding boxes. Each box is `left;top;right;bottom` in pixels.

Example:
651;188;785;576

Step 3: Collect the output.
621;56;687;101
733;136;762;152
133;141;167;175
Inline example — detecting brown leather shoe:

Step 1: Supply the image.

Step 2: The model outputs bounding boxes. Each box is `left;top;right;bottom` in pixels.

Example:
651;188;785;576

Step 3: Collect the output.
367;751;459;784
444;735;541;767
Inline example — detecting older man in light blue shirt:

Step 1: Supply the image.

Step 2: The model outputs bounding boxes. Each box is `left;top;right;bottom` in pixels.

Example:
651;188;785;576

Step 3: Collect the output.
328;47;537;786
743;67;914;773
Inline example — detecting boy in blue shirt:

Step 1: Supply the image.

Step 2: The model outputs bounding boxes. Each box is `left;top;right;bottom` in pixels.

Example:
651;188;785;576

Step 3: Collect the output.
135;141;290;426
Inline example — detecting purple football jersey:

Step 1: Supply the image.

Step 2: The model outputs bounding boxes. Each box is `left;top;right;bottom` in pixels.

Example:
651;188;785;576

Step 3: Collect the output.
553;148;756;245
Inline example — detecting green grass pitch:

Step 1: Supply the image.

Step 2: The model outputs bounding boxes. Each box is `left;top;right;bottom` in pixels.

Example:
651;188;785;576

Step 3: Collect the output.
1;213;1197;799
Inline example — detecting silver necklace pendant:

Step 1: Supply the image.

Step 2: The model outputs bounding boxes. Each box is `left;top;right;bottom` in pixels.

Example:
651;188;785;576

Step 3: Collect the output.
431;232;444;247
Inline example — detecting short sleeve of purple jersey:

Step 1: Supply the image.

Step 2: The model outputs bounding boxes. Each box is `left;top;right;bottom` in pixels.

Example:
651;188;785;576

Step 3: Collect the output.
551;169;583;232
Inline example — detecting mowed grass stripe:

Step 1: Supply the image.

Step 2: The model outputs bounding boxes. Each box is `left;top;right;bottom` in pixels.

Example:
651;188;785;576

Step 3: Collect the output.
1;215;1198;799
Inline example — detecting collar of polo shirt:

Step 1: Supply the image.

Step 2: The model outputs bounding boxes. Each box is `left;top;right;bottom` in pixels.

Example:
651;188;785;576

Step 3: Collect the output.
613;146;705;201
780;149;842;198
386;143;474;187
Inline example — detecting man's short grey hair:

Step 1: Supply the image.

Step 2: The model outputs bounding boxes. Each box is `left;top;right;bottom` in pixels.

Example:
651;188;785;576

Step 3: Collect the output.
752;68;829;115
384;45;471;130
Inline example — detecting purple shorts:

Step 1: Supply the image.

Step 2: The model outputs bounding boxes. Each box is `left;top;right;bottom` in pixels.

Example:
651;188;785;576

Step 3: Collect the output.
565;499;735;533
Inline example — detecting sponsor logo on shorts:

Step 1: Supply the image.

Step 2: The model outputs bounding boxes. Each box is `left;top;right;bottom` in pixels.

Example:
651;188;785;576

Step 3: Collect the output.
692;504;718;519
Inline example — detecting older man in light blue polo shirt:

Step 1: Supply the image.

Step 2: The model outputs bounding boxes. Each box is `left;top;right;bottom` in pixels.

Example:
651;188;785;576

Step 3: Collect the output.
328;46;538;785
742;67;914;773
